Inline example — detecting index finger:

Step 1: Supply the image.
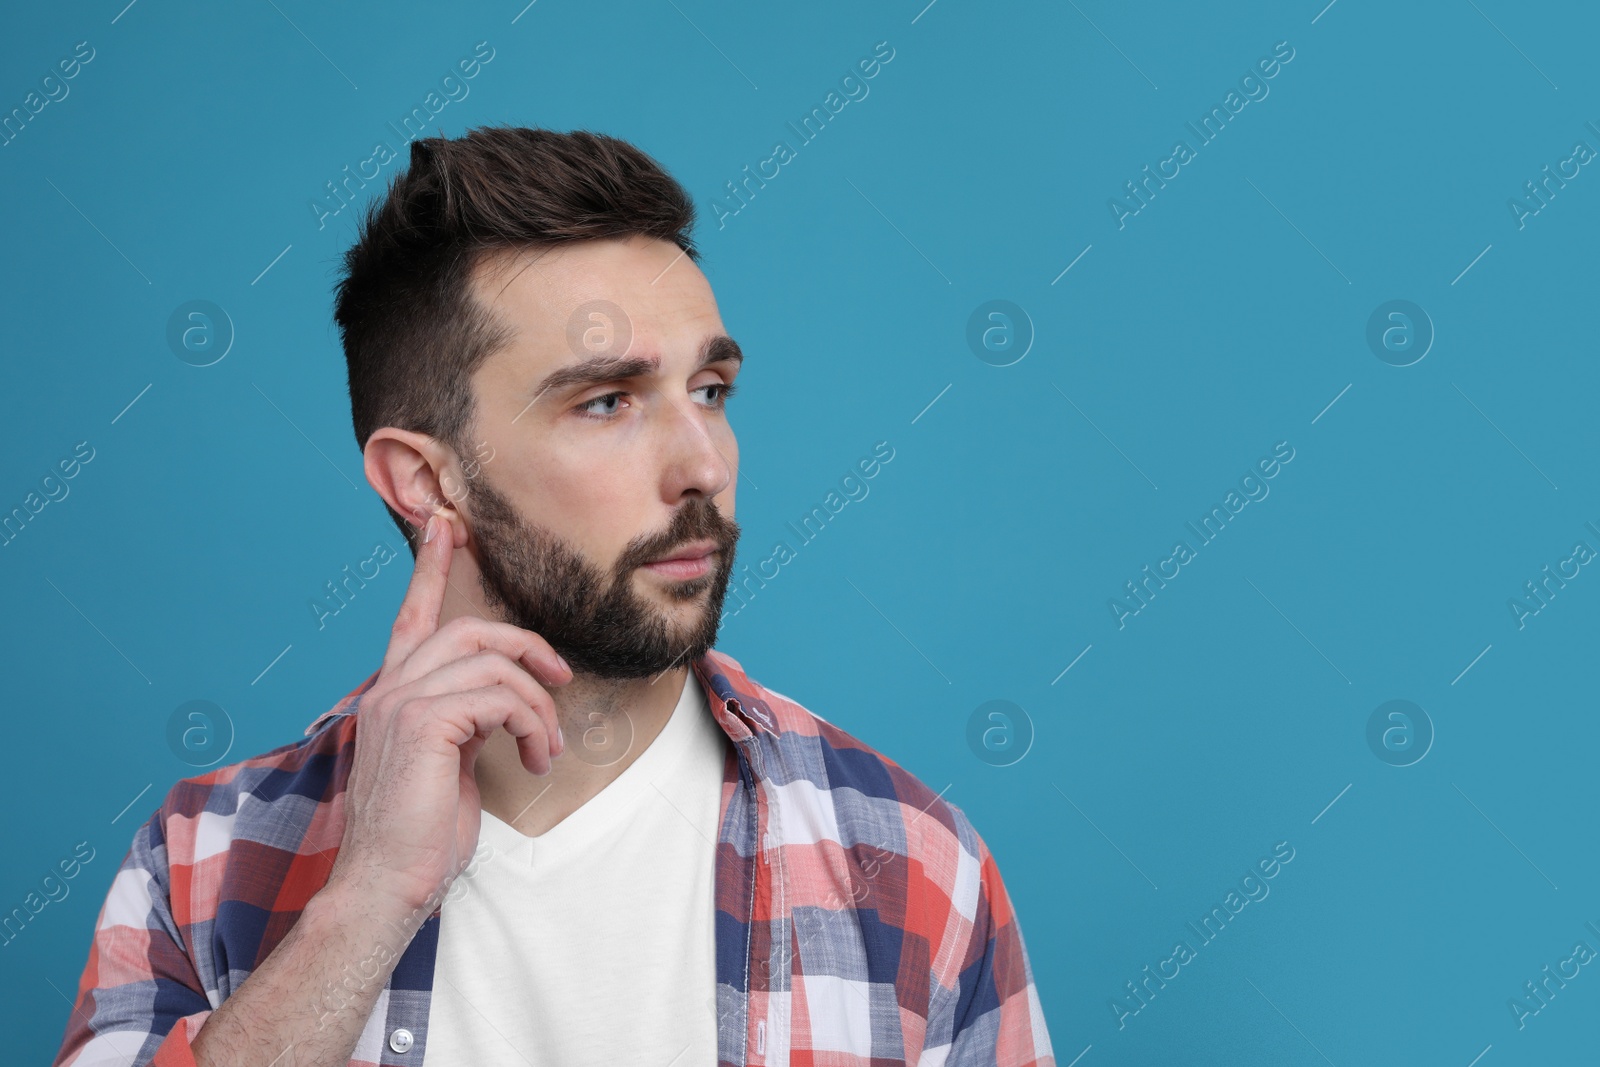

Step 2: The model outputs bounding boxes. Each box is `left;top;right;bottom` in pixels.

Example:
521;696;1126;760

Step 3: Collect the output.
383;512;453;673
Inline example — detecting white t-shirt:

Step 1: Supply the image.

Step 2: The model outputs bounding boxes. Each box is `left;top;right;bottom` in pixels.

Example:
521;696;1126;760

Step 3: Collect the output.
421;671;727;1066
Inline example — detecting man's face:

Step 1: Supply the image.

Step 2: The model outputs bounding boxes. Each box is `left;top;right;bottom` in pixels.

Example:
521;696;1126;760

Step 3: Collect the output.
456;236;742;679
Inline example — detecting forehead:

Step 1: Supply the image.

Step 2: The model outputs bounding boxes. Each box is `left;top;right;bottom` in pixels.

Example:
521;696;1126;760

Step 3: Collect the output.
468;236;720;366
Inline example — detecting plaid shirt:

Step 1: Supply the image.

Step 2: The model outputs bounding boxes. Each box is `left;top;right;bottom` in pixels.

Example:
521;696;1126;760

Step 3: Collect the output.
53;648;1056;1066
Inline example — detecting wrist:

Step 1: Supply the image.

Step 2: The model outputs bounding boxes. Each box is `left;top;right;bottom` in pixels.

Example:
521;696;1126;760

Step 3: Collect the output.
315;867;437;940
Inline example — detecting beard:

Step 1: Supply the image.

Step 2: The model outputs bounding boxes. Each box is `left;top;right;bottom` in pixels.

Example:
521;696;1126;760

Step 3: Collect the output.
464;474;741;679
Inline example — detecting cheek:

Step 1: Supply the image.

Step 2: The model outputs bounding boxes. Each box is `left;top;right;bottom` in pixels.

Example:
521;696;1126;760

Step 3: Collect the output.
531;450;650;549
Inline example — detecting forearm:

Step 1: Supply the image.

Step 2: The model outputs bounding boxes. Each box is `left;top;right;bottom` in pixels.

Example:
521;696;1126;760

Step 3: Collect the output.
191;880;424;1067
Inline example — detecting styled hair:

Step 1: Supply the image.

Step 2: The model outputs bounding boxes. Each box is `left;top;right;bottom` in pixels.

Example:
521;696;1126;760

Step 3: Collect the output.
332;125;699;555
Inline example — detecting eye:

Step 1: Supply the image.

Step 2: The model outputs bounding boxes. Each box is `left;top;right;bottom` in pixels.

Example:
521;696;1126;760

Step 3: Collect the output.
576;391;629;420
695;380;738;408
575;380;738;422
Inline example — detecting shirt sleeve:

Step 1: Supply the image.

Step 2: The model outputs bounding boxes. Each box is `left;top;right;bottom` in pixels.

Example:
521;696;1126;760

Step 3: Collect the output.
52;810;213;1067
935;819;1058;1067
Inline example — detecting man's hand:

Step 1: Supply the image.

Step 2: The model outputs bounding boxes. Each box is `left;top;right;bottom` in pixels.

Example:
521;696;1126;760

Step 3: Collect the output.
191;511;571;1067
326;509;571;914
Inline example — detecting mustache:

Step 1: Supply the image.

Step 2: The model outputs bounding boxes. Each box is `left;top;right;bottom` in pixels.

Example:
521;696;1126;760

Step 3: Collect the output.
617;500;740;573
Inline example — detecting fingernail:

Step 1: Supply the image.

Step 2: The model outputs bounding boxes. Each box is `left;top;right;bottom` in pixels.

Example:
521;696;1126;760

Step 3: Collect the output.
556;653;570;675
423;515;437;544
557;725;565;753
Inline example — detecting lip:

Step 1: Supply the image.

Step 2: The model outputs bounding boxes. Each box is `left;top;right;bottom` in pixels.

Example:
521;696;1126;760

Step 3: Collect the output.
641;541;719;580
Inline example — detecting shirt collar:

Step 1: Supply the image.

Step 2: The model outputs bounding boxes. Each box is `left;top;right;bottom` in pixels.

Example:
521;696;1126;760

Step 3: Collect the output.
305;647;782;749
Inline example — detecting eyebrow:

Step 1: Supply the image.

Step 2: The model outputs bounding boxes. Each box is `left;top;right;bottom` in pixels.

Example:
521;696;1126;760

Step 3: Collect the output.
528;334;744;405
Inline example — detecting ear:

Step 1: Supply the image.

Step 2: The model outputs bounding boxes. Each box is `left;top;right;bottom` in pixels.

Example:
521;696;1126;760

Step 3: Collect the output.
363;427;461;535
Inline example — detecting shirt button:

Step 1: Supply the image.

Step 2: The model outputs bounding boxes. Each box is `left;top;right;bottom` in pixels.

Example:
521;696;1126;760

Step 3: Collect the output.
389;1029;414;1054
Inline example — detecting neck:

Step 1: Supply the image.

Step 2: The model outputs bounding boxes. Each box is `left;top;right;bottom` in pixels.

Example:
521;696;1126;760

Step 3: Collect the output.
432;546;699;837
473;662;693;837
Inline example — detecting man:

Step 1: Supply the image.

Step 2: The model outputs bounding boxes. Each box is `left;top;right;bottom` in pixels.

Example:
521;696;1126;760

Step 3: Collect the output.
53;126;1056;1067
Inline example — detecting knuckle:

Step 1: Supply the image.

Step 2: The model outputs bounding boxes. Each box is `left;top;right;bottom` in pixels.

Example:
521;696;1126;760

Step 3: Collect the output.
388;695;421;723
484;685;521;714
386;614;417;648
438;615;479;642
472;649;522;679
486;650;541;690
512;692;546;722
489;619;546;653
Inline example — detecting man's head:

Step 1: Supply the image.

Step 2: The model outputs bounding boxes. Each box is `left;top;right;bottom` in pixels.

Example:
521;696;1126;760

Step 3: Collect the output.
334;127;742;678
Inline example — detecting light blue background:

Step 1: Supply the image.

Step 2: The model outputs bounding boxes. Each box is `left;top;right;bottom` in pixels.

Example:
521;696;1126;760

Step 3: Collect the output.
3;1;1597;1063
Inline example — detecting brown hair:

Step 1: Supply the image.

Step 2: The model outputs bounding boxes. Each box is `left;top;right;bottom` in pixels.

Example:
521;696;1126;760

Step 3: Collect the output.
332;125;700;555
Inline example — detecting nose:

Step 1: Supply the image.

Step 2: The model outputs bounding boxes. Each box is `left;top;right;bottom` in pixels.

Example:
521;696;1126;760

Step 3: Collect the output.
657;386;734;500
